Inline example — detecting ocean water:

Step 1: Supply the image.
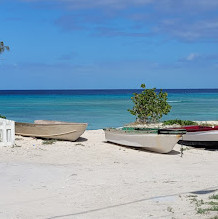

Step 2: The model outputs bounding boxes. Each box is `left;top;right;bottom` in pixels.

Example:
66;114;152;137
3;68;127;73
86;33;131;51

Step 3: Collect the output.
0;89;218;130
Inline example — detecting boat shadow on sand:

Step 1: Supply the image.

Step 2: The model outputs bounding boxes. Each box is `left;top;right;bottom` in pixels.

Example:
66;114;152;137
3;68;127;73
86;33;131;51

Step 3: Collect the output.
32;136;88;143
104;142;180;155
75;137;88;142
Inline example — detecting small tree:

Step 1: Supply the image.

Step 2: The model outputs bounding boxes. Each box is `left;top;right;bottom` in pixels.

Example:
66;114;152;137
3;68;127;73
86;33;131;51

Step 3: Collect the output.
0;41;9;119
128;84;171;123
0;41;10;54
0;114;6;119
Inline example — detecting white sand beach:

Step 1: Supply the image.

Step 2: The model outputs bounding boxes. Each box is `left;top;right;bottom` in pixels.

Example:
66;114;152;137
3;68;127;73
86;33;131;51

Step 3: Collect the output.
0;130;218;219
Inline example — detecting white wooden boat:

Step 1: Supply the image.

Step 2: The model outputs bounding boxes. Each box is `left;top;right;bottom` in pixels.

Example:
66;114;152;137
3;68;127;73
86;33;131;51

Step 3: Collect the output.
181;130;218;148
15;120;87;141
104;128;184;154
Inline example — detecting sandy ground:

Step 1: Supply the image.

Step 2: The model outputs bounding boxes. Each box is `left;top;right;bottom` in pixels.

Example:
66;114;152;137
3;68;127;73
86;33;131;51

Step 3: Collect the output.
0;130;218;219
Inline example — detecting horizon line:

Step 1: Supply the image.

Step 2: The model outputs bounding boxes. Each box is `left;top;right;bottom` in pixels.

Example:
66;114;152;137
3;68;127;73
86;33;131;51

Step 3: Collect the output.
1;88;218;91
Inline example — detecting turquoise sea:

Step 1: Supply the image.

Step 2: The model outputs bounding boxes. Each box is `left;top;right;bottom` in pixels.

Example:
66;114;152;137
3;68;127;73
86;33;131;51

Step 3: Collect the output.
0;89;218;130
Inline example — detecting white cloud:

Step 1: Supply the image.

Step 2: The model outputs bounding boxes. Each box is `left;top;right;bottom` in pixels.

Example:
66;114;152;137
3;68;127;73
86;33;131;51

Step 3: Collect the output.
19;0;218;11
17;0;218;42
154;18;218;42
186;53;199;61
20;0;154;9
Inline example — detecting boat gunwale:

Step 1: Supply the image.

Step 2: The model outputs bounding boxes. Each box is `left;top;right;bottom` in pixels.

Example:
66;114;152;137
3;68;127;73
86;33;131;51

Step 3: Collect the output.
104;128;184;136
16;122;88;127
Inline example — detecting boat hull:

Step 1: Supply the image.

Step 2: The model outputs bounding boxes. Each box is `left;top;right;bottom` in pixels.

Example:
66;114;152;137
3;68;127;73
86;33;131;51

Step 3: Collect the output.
174;125;218;132
15;121;87;141
182;130;218;141
104;129;181;153
180;130;218;148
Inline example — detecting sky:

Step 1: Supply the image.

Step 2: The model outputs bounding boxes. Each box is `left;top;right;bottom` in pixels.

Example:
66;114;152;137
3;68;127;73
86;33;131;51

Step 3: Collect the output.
0;0;218;89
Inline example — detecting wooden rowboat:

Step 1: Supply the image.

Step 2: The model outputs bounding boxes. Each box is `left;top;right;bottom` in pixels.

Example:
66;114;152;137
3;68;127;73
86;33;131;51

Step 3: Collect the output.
15;120;87;141
104;128;185;154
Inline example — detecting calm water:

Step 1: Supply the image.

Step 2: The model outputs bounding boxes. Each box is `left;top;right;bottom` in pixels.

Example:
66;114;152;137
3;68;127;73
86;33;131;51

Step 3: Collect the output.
0;89;218;130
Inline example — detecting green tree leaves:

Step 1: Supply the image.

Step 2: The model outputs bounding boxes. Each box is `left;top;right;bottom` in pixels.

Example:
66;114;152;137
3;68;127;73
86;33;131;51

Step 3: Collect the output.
0;41;10;54
0;114;6;119
0;41;9;119
128;84;172;123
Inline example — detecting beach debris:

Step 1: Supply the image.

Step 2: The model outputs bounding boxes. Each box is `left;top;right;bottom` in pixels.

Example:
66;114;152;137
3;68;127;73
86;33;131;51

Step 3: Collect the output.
167;206;174;213
12;144;22;148
42;139;57;145
75;143;85;146
180;146;184;157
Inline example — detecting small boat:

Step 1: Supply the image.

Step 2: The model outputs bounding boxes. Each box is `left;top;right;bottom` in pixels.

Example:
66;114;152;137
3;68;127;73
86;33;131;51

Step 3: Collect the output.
15;120;87;141
180;130;218;148
174;125;218;132
171;125;218;148
104;127;185;154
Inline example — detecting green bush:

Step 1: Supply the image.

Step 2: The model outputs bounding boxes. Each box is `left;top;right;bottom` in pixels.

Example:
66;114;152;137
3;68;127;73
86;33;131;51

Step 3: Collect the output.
0;41;10;54
128;84;171;123
163;119;197;126
0;114;6;119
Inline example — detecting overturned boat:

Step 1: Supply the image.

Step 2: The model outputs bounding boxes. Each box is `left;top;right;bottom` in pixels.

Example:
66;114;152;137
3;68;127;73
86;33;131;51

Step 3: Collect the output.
180;129;218;148
171;125;218;148
15;120;87;141
104;127;186;154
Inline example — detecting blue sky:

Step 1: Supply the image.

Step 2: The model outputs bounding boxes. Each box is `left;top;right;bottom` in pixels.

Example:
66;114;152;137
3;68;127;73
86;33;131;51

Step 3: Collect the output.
0;0;218;89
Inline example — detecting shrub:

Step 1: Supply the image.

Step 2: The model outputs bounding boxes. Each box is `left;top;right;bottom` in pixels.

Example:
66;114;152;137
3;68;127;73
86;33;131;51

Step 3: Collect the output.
0;41;10;54
0;114;6;119
163;119;198;126
128;84;171;123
